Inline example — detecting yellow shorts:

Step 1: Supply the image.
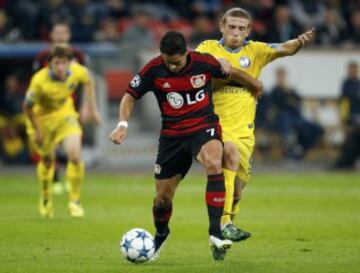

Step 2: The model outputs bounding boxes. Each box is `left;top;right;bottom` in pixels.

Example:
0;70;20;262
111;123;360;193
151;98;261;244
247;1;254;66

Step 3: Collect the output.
26;110;82;157
222;130;255;182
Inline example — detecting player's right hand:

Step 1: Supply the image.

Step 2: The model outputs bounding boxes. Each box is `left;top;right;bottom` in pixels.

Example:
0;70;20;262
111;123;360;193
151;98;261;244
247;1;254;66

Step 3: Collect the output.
217;58;231;75
109;126;127;145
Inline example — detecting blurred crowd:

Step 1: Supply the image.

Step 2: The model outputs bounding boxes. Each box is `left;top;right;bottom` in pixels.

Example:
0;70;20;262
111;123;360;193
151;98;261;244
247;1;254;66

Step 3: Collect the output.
254;62;360;168
1;59;359;168
256;68;324;160
0;0;359;169
0;73;28;164
0;0;360;48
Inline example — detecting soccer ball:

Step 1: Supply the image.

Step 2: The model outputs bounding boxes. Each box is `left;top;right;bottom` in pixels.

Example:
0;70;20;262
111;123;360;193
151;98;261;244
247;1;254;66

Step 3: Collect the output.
120;228;155;263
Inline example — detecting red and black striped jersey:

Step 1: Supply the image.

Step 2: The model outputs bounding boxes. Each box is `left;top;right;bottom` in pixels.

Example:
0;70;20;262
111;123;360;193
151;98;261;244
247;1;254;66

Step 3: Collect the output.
126;51;229;137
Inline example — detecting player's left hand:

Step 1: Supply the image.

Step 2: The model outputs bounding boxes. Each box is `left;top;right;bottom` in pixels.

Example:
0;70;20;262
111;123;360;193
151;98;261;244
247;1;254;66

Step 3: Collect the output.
297;28;315;46
217;58;231;75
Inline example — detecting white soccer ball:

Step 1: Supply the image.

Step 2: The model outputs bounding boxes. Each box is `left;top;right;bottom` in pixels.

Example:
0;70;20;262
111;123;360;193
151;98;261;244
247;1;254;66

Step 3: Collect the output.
120;228;155;263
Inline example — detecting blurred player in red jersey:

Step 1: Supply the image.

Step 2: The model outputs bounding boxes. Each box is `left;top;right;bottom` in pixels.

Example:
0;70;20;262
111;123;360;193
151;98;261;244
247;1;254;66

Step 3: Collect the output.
109;31;262;261
33;22;86;68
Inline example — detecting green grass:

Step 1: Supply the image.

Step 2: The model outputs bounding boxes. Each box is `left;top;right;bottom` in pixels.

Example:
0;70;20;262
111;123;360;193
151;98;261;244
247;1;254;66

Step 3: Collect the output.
0;171;359;273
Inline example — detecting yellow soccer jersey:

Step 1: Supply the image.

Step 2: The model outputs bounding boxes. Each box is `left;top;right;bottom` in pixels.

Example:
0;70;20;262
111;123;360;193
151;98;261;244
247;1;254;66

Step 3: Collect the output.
25;62;90;116
196;39;280;137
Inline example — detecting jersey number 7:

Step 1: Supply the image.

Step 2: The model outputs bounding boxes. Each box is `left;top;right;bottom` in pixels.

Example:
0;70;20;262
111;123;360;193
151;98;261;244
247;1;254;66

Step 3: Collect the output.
206;128;215;136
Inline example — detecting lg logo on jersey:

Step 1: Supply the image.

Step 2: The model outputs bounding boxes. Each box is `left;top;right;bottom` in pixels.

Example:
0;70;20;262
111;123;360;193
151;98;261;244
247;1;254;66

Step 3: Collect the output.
167;92;183;108
167;90;205;109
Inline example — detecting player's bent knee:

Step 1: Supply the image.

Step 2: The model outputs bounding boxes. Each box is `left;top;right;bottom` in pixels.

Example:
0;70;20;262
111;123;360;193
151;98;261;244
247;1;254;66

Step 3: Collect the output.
67;153;81;164
204;157;223;174
155;195;172;208
69;158;81;165
223;152;240;171
223;144;240;170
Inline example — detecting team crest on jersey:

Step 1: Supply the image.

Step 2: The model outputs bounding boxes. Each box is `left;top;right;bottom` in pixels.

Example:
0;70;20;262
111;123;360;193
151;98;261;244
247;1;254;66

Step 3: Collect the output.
167;92;184;108
190;74;206;88
130;75;141;88
239;56;251;68
154;164;161;174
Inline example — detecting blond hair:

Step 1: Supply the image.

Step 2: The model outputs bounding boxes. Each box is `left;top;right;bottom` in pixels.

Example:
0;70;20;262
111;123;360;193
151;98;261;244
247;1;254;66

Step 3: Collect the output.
221;7;252;24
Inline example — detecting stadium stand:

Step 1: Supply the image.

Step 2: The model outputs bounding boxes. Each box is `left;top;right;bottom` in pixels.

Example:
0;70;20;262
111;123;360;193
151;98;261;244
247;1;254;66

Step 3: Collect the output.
0;0;359;167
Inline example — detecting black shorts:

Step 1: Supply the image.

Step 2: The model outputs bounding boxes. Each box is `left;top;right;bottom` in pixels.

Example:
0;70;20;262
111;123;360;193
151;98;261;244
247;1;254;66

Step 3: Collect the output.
154;125;222;180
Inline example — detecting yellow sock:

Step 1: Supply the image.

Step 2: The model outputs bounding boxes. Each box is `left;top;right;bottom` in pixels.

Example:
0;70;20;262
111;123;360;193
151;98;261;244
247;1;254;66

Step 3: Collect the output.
66;161;85;201
36;160;55;199
221;169;237;226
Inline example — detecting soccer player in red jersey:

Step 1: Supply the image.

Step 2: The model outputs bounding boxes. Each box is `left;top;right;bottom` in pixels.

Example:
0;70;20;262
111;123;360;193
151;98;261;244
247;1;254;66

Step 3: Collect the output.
109;31;262;261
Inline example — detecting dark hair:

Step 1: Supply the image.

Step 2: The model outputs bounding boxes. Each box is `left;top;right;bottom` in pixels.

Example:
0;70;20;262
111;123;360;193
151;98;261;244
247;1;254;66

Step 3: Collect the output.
160;31;187;56
221;7;252;24
48;44;73;61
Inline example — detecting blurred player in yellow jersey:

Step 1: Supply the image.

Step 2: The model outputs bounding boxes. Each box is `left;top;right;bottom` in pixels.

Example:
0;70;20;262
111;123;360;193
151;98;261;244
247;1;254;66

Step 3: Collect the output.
23;44;101;218
196;7;315;241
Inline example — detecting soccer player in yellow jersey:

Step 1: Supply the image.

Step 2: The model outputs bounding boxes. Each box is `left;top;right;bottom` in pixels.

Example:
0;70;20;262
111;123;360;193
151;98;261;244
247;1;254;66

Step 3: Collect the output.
196;7;315;241
23;44;101;218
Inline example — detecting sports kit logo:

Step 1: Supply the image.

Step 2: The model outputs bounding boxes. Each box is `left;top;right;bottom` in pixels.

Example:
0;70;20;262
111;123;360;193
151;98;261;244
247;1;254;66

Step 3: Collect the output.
239;56;251;68
167;90;205;109
167;92;184;108
162;81;171;88
130;75;141;88
190;74;206;88
213;197;225;203
154;164;161;174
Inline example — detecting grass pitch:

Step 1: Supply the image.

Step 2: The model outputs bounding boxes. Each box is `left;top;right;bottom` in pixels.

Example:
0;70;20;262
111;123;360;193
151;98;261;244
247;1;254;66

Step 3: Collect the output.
0;170;359;273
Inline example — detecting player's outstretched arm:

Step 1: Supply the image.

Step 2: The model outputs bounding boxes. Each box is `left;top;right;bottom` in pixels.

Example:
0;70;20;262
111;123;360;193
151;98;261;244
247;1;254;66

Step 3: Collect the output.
109;93;135;145
229;67;263;99
276;28;315;57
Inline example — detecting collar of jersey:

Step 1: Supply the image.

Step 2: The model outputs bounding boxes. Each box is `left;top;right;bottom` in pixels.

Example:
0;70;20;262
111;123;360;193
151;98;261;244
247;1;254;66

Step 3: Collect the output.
49;70;71;81
219;38;249;53
166;52;192;75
